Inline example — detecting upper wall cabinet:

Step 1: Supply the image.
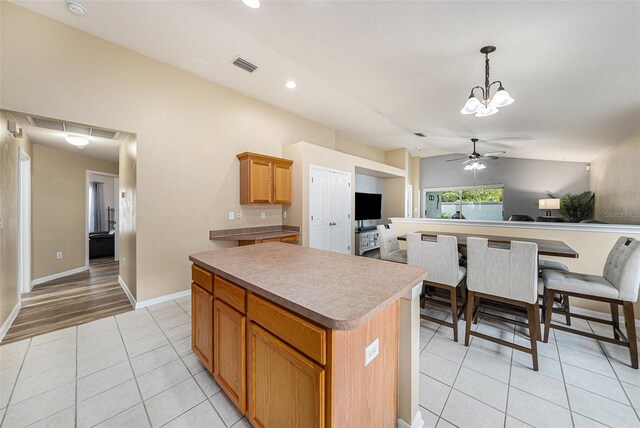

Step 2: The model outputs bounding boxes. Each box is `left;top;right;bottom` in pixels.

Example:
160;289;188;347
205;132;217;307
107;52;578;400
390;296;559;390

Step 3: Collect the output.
237;152;293;205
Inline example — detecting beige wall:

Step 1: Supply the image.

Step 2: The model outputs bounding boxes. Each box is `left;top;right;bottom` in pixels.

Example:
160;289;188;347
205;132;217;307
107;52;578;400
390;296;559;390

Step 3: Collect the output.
335;133;386;163
31;144;118;280
0;110;33;329
591;131;640;225
119;135;137;296
0;3;382;301
283;142;405;249
391;219;640;316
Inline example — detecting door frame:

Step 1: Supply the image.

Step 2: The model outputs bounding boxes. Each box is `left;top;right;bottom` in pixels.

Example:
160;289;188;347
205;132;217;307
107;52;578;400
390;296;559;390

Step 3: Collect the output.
86;170;119;267
18;147;31;296
308;165;352;253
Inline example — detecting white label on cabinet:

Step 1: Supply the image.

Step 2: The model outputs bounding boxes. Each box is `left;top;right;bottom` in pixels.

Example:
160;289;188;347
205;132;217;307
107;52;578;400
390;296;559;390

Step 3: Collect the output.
364;338;379;366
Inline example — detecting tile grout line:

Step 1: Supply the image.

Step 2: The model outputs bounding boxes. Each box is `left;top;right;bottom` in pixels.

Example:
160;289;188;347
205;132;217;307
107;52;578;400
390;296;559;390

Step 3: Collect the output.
148;300;231;427
114;312;154;428
0;338;32;427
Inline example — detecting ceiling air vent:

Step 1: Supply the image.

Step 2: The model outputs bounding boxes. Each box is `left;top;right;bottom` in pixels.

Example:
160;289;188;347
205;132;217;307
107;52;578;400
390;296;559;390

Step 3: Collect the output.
414;132;426;137
232;56;258;73
27;115;120;139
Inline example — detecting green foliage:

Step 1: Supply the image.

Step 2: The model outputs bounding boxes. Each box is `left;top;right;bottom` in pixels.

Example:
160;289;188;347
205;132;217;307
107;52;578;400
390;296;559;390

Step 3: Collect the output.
441;213;450;219
440;188;503;203
548;191;595;223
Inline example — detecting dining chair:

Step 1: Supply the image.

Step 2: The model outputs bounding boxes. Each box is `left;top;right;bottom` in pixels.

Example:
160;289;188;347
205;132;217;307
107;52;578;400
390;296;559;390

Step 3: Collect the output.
538;259;571;325
376;224;407;263
407;233;466;342
543;237;640;368
465;237;540;370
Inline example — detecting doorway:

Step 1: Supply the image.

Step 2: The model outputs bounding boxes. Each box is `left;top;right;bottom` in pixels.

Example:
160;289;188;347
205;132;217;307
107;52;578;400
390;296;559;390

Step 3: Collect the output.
309;165;351;254
18;147;31;295
86;171;119;265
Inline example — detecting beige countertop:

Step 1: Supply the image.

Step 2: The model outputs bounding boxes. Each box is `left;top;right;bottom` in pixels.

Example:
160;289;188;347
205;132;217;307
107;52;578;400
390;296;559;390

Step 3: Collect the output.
189;242;427;330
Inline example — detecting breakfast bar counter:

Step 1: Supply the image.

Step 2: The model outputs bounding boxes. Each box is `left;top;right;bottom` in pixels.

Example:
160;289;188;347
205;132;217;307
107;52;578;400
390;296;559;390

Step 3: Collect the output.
189;243;427;427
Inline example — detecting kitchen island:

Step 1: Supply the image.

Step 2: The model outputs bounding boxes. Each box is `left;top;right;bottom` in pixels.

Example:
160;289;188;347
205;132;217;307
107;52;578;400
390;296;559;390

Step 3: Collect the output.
189;242;427;428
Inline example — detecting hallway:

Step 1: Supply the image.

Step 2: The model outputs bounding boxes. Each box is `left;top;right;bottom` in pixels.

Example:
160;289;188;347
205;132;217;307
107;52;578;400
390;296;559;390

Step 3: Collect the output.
2;258;132;344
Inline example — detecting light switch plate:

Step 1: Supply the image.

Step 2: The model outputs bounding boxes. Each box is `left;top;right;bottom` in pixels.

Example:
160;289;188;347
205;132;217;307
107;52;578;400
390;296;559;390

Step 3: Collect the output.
228;211;235;220
260;212;266;219
364;338;379;366
283;211;287;218
56;251;63;260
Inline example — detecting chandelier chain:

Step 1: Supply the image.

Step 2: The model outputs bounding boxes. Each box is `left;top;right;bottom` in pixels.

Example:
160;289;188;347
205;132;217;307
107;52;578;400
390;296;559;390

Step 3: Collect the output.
484;54;490;100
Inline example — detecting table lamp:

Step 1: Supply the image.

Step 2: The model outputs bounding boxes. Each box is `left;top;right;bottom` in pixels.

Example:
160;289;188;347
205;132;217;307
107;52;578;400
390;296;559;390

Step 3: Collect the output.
539;198;560;217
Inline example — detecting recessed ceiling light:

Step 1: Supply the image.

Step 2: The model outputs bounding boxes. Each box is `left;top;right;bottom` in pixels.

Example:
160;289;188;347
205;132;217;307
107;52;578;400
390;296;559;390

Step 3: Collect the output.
242;0;261;9
66;136;89;147
66;0;86;16
285;81;297;89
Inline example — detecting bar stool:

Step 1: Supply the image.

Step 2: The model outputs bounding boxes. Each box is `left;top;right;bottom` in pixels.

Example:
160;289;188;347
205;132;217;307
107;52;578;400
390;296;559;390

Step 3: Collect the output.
465;237;541;370
543;237;640;368
407;233;466;342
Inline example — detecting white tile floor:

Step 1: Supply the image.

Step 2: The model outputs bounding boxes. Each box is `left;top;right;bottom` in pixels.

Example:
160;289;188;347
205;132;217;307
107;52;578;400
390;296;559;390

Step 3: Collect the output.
1;297;640;427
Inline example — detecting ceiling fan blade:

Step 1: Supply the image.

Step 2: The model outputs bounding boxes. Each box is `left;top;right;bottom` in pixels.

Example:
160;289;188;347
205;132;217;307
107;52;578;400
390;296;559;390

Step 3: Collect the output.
482;156;499;160
461;159;473;164
483;151;506;156
444;156;469;162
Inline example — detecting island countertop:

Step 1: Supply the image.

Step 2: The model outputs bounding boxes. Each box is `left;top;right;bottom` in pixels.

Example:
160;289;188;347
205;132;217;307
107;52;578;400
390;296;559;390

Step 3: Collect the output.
189;242;427;330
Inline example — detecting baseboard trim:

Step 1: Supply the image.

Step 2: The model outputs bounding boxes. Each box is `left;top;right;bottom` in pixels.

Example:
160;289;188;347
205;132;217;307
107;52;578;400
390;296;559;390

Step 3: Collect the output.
0;303;21;343
31;265;89;286
571;306;640;328
135;289;190;310
118;275;137;309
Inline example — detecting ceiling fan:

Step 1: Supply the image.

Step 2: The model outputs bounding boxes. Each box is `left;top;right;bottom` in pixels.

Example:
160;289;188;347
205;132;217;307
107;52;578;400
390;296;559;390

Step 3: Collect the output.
444;138;506;171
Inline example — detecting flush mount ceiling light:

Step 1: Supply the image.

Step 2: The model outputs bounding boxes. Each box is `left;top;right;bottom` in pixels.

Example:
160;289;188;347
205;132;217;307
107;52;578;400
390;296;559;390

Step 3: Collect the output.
285;80;297;89
461;46;514;118
65;0;86;16
242;0;261;9
65;136;89;147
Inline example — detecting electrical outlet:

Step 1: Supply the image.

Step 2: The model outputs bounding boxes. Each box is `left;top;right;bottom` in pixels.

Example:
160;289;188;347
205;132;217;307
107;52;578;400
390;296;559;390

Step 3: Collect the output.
260;212;266;219
228;211;235;220
56;251;63;260
364;338;379;366
237;211;243;219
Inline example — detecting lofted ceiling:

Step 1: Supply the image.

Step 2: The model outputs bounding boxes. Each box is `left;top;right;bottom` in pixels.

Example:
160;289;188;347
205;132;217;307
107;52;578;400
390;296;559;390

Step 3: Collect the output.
11;1;640;162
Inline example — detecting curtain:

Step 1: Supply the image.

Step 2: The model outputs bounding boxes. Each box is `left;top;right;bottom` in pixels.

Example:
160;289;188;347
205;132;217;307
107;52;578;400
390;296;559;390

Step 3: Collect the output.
89;181;106;232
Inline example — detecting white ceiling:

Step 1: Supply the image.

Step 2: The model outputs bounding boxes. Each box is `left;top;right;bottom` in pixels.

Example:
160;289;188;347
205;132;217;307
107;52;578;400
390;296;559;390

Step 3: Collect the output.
11;112;127;162
11;1;640;162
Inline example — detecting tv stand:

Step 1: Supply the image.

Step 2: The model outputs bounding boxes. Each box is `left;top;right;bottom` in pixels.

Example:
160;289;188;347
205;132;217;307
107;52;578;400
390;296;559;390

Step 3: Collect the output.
355;228;379;256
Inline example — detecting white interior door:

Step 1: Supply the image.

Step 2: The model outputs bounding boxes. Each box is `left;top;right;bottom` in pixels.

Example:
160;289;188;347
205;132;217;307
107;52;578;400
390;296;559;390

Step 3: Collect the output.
309;166;351;254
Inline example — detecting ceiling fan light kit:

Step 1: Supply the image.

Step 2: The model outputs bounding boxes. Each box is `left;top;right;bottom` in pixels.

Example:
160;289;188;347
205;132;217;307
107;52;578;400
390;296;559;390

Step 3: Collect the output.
461;46;514;117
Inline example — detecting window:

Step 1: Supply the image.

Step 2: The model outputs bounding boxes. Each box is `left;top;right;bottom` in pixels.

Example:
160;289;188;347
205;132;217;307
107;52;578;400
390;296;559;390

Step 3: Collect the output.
424;186;504;221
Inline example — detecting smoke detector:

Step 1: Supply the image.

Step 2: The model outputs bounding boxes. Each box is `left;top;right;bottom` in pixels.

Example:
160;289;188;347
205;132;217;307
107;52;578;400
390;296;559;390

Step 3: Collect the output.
66;1;86;16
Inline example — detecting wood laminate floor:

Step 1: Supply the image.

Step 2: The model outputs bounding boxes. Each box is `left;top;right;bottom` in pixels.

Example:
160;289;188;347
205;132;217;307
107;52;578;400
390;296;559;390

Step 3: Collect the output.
2;257;133;344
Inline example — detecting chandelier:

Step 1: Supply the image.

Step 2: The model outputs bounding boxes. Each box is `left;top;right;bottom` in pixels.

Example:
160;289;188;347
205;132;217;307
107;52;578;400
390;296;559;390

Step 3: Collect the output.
460;46;514;117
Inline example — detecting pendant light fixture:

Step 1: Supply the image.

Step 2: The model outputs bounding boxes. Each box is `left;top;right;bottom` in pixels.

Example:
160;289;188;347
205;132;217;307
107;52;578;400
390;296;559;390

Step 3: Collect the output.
461;46;514;117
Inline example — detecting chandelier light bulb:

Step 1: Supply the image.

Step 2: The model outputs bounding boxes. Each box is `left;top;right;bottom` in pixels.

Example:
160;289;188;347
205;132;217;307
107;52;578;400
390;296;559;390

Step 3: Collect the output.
461;96;482;115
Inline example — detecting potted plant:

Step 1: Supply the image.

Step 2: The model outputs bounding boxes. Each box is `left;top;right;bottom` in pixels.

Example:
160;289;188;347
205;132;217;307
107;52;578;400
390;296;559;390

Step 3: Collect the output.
548;191;595;223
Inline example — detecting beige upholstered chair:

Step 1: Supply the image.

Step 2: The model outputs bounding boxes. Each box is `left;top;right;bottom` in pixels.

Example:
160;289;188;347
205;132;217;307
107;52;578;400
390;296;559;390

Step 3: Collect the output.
543;237;640;368
465;237;541;370
538;259;571;325
407;233;466;342
376;224;407;263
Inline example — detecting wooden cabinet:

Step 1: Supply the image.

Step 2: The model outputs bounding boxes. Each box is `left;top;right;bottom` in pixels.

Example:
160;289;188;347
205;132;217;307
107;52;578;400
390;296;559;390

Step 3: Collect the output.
238;234;300;246
237;152;293;205
248;322;325;428
213;299;246;412
191;283;214;373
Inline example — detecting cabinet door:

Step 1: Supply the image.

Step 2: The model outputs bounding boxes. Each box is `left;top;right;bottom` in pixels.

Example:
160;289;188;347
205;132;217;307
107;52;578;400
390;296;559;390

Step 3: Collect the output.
214;299;246;413
192;283;214;373
272;162;292;204
248;322;324;428
249;159;272;204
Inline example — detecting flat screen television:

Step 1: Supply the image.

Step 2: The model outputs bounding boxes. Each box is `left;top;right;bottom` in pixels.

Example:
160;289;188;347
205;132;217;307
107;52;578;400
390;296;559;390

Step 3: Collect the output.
355;192;382;220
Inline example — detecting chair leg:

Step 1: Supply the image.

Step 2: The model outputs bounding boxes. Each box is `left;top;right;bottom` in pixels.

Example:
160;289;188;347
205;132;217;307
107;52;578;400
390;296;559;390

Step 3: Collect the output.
527;303;539;371
533;302;541;342
450;287;458;342
611;302;620;340
563;294;572;326
543;289;554;343
464;291;474;347
473;296;480;324
623;302;638;369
